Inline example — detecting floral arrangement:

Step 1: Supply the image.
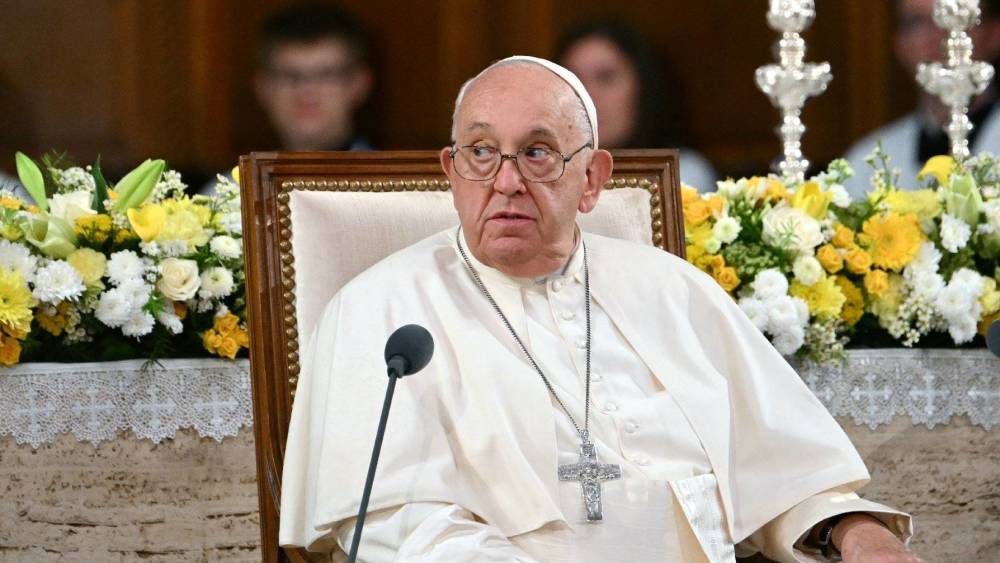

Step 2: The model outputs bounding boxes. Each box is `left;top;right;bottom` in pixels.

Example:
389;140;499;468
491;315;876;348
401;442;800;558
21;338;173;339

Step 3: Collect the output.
0;152;247;365
683;146;1000;363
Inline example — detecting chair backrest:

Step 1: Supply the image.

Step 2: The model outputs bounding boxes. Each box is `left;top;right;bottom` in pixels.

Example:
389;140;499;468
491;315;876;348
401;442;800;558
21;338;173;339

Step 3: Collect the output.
239;149;684;563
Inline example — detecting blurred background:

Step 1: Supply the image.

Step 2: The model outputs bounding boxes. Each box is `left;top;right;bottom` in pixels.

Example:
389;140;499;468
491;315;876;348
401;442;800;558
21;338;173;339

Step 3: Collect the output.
0;0;914;187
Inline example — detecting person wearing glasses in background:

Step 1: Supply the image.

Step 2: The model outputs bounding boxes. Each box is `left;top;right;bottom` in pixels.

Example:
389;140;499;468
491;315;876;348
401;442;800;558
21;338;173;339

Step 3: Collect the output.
279;56;922;562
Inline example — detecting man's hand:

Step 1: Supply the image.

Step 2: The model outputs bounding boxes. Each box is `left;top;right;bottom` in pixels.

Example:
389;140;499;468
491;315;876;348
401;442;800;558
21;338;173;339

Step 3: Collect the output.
832;514;923;563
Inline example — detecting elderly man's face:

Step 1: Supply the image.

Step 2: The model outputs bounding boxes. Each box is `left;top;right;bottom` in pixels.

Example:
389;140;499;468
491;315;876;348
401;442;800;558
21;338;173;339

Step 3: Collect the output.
441;65;612;277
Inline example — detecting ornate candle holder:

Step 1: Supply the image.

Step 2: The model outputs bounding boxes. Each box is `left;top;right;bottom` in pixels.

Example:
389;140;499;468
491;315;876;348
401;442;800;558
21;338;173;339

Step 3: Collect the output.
755;0;832;184
916;0;995;161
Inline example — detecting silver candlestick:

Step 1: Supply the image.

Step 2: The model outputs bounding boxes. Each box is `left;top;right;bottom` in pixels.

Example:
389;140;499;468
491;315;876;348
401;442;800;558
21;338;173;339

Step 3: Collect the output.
916;0;995;161
755;0;832;184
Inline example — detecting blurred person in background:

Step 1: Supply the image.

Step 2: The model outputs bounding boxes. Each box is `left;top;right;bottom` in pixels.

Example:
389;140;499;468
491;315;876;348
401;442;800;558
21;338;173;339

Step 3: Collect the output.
557;20;718;192
842;0;1000;198
203;2;374;192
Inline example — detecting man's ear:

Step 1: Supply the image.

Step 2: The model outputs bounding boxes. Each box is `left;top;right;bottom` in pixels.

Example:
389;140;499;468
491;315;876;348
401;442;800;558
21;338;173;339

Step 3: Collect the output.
347;66;374;110
579;149;612;214
439;146;455;179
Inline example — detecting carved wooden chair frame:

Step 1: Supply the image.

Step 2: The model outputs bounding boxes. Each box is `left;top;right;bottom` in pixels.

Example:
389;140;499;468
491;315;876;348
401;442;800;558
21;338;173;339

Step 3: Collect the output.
239;149;684;562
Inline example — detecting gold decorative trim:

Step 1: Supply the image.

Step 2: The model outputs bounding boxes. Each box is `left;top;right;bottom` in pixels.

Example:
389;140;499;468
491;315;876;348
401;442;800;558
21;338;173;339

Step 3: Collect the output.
276;174;664;396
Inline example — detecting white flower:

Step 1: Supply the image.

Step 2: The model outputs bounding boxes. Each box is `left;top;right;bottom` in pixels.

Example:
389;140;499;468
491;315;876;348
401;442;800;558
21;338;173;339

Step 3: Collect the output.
792;296;810;325
51;167;95;193
48;190;96;225
906;269;945;300
139;241;161;257
984;199;1000;228
772;325;805;355
703;238;722;254
712;216;742;244
946;314;977;344
118;279;152;305
157;307;183;334
950;268;985;296
198;267;235;299
827;184;851;208
122;311;155;338
752;269;789;300
762;206;823;254
32;260;85;303
107;250;146;286
95;287;133;327
767;296;802;334
907;241;942;274
157;258;200;301
716;179;743;199
934;283;976;320
940;213;972;253
219;212;243;235
210;235;242;260
739;297;770;331
792;255;823;286
0;240;38;282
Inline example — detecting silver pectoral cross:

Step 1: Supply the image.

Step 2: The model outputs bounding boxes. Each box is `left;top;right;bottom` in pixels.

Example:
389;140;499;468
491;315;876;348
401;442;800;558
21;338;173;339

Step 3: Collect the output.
558;438;622;521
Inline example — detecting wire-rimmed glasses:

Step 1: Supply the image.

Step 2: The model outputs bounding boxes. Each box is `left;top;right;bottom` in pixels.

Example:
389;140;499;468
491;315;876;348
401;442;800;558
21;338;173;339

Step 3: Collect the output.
449;143;592;183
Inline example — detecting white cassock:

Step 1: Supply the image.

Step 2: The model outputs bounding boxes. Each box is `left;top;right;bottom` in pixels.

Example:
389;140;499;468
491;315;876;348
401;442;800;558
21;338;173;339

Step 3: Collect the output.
280;228;912;562
842;106;1000;200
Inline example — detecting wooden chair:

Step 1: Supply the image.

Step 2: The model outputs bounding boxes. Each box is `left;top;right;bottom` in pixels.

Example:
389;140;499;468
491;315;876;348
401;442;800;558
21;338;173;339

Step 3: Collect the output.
239;149;684;562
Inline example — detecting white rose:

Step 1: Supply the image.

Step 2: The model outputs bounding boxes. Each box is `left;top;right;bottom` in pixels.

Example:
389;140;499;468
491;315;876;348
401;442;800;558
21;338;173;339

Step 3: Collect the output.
49;190;96;224
762;206;823;254
157;258;201;301
792;255;823;286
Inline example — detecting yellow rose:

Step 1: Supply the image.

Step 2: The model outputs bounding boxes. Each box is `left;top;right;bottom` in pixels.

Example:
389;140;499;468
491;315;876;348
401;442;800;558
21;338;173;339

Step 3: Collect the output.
127;204;166;242
684;199;712;227
67;248;107;286
709;255;725;273
681;186;700;204
714;266;741;292
816;244;844;274
214;313;241;336
845;247;873;275
0;334;21;366
831;223;855;249
217;336;240;359
834;275;864;326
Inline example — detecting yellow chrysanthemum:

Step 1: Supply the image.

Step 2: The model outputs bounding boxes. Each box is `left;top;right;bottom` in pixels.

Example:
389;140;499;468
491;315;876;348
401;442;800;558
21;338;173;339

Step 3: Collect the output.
831;223;855;249
860;212;922;271
834;275;864;326
816;244;844;274
882;189;942;224
74;214;113;244
790;275;846;318
0;270;36;334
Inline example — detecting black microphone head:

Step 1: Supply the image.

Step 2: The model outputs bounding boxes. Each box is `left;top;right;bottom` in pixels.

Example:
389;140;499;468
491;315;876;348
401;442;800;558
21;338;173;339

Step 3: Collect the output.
988;320;1000;358
384;324;435;376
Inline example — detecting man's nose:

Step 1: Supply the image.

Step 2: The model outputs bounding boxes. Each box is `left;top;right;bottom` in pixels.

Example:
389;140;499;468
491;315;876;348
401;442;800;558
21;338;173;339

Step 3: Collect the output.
493;157;526;195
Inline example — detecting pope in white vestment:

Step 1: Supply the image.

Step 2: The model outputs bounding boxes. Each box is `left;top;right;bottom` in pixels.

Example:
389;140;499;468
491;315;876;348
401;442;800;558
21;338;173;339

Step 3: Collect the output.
279;56;920;562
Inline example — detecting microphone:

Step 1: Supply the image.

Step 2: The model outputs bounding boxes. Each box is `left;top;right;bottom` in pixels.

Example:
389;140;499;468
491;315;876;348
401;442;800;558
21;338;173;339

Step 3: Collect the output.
348;324;434;563
988;320;1000;358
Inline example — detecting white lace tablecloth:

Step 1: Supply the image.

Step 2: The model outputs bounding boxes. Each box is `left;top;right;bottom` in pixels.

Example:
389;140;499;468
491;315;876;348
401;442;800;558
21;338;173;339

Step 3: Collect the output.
796;349;999;430
0;358;251;448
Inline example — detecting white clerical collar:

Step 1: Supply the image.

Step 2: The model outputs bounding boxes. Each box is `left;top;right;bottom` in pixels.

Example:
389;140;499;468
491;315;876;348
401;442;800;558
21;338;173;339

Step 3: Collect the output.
454;226;585;289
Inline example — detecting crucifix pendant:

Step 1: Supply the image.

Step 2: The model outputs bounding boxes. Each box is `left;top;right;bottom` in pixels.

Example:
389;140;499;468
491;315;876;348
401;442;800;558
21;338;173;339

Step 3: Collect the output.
558;437;622;521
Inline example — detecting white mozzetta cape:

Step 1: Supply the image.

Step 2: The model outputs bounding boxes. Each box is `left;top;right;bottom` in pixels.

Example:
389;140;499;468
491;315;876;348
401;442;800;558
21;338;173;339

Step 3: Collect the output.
280;228;871;551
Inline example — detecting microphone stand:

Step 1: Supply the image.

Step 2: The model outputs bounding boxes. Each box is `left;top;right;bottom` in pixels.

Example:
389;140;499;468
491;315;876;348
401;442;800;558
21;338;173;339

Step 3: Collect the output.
347;360;404;563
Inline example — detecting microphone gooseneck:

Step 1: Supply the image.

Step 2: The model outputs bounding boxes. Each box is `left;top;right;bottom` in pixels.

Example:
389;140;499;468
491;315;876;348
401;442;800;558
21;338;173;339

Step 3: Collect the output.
348;324;435;563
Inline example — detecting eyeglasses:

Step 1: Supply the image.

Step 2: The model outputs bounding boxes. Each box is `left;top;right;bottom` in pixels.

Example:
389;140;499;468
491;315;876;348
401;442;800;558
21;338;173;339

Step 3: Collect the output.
449;143;593;183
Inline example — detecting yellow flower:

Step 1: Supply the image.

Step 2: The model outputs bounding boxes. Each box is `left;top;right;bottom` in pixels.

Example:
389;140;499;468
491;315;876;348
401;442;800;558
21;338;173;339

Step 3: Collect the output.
1;222;23;241
36;305;68;336
684;198;712;227
0;197;21;210
981;311;1000;337
864;269;890;297
0;270;36;334
762;177;788;201
158;198;211;247
844;246;873;275
127;204;166;242
834;275;864;326
681;186;700;204
831;223;855;249
114;229;136;244
917;155;955;186
202;313;249;359
882;189;942;224
686;221;714;249
980;279;999;316
816;244;844;274
174;301;188;320
714;266;741;292
706;194;724;217
870;273;906;323
231;165;240;186
790;275;846;318
861;212;922;271
0;334;22;366
67;248;107;287
790;181;832;219
74;214;113;244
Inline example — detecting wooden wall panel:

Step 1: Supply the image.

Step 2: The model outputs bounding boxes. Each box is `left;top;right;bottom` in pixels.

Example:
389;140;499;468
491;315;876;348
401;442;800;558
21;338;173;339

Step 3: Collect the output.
0;0;921;184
